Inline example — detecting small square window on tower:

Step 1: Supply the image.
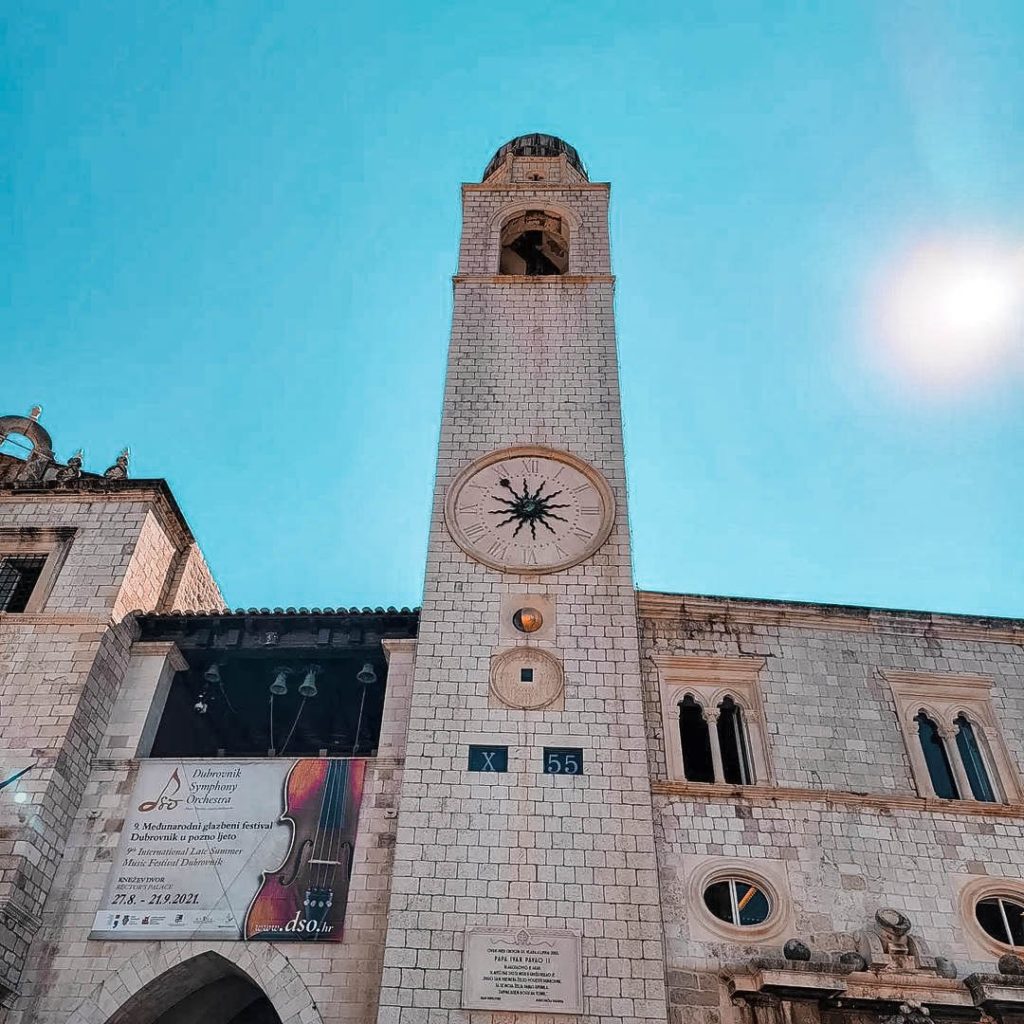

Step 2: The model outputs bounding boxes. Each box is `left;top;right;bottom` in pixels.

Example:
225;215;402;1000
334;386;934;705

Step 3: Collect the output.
0;529;74;614
520;667;534;683
0;554;47;612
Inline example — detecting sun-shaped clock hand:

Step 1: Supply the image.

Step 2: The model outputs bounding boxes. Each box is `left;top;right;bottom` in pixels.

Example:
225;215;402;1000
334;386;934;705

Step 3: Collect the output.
488;478;571;539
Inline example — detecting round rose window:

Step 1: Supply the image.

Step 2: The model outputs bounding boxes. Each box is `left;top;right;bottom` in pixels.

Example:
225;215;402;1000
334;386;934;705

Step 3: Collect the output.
703;879;771;927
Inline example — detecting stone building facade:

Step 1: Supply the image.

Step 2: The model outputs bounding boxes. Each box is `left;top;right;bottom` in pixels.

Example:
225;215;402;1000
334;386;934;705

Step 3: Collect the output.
0;136;1022;1024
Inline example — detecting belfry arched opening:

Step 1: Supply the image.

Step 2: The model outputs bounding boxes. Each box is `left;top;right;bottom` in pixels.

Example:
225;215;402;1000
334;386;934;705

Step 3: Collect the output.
498;209;569;275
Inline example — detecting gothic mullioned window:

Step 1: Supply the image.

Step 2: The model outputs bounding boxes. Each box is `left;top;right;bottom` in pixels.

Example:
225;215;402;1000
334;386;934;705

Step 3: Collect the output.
676;694;756;785
887;672;1020;804
654;655;773;786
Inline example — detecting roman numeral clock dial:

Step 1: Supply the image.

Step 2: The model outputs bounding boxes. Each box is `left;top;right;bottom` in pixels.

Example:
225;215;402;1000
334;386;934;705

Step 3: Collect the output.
444;446;616;574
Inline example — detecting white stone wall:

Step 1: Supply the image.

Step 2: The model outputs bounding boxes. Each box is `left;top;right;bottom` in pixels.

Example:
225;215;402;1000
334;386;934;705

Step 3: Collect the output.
376;170;668;1024
639;596;1024;1024
640;602;1024;793
0;492;208;1000
0;488;222;1016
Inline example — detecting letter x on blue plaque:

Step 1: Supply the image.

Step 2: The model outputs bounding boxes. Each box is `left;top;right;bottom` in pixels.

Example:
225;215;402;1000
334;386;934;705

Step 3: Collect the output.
468;745;508;773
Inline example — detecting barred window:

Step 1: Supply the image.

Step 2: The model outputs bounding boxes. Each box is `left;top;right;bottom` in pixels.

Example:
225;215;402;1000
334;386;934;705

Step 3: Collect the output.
0;554;48;613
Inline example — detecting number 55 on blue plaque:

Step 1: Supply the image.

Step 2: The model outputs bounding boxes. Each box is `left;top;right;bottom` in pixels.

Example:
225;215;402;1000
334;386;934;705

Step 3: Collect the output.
543;747;584;775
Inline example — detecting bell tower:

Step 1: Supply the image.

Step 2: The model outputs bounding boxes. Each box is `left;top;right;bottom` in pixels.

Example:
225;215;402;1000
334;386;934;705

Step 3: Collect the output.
377;135;668;1024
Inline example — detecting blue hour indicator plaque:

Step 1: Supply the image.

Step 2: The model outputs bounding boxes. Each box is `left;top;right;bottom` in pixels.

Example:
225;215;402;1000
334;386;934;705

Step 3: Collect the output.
543;747;584;775
467;745;508;773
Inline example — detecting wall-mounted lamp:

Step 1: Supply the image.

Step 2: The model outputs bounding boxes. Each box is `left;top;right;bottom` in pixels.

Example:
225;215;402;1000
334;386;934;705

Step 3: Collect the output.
513;607;544;633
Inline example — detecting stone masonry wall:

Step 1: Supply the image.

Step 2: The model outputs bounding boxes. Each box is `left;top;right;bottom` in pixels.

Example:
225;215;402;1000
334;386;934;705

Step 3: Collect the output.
639;597;1024;1024
639;602;1024;793
112;512;177;622
0;490;222;1005
163;543;221;613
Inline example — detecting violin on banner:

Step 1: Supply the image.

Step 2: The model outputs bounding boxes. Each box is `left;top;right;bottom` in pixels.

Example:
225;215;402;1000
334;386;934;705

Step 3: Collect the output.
244;758;365;942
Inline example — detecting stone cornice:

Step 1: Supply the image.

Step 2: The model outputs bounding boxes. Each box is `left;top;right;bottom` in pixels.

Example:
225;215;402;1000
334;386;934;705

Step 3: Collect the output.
652;779;1024;819
637;590;1024;646
0;613;113;628
462;182;610;192
136;607;419;648
650;653;766;680
0;479;195;550
453;274;615;285
89;755;406;772
884;670;993;698
382;637;417;663
130;641;188;672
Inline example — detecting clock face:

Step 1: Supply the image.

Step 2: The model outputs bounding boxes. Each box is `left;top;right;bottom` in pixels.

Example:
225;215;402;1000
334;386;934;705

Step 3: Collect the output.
445;446;615;574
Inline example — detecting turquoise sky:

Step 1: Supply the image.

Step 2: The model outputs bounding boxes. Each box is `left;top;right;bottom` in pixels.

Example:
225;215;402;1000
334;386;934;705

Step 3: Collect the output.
4;1;1022;617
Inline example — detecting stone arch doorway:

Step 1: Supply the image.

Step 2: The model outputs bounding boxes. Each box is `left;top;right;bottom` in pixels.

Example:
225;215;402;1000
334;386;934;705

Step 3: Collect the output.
98;952;282;1024
66;943;323;1024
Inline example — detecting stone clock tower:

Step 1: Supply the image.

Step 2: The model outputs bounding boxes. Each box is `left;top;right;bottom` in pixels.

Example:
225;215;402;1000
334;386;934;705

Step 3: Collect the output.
377;135;668;1024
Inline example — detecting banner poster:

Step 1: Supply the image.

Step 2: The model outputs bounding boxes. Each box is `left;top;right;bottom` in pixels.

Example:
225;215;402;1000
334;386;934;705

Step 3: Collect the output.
90;758;366;942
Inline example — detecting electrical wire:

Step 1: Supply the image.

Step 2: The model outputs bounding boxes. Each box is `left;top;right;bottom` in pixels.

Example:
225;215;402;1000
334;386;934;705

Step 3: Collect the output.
279;698;306;756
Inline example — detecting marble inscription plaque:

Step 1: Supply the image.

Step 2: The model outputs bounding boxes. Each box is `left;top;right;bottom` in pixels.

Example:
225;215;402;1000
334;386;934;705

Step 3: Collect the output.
462;927;582;1013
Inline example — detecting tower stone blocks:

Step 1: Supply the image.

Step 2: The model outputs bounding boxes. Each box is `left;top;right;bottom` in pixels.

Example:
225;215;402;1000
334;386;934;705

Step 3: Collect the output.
376;139;669;1024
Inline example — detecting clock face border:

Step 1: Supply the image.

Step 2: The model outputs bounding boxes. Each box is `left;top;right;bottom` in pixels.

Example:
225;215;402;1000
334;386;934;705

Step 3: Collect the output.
443;444;616;575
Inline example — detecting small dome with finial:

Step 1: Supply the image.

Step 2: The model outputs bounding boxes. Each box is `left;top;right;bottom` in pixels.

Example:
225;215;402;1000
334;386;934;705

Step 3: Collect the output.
483;134;587;182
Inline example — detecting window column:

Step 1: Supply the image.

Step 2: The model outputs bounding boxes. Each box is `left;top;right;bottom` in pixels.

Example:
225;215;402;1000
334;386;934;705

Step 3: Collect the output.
940;722;974;802
705;706;726;784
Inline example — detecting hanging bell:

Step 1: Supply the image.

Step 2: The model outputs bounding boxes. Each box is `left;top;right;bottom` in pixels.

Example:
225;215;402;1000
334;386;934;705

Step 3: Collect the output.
203;663;221;684
356;662;377;685
298;667;319;698
269;669;289;696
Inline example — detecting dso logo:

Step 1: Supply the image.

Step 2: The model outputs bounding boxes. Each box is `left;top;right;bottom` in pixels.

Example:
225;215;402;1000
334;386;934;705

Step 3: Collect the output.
137;768;183;812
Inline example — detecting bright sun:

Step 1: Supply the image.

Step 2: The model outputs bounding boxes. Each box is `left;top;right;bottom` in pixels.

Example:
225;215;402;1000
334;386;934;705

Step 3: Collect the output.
873;237;1024;387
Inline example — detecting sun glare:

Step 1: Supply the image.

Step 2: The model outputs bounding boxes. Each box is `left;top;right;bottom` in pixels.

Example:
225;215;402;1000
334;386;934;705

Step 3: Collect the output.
872;237;1024;388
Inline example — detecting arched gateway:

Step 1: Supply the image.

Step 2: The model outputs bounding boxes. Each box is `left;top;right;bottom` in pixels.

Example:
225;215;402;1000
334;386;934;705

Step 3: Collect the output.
67;948;321;1024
